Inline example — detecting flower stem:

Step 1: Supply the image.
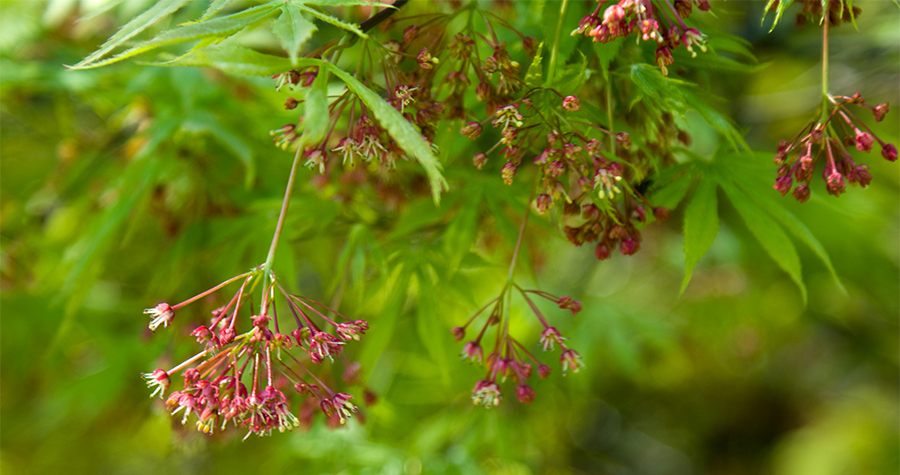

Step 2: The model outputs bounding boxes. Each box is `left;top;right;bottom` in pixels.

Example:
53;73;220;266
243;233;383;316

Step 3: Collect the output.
506;178;538;284
820;2;830;124
263;144;303;278
548;0;570;82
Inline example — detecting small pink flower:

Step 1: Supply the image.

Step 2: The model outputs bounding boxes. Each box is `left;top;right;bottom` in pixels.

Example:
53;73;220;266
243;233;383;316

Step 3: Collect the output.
461;341;484;363
540;327;567;351
682;28;707;57
472;380;502;407
142;369;170;399
450;326;466;342
144;303;174;332
560;349;584;375
336;320;368;341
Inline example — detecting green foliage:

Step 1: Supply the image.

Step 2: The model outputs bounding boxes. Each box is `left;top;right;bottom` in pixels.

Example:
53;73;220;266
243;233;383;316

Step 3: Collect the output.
2;1;898;474
681;172;719;293
273;3;318;66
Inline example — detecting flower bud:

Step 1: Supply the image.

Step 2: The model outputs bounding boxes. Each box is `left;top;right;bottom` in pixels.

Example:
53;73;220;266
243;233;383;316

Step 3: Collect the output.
473;153;488;170
461;122;483;139
655;47;674;76
855;130;874;152
826;171;846;197
538;364;552;379
855;164;872;188
403;25;419;44
774;175;793;196
523;36;538;57
882;143;898;162
284;97;299;110
501;162;517;185
562;95;581;112
619;236;640;256
558;296;582;315
792;184;811;203
654;207;670;221
450;326;466;342
535;193;552;214
476;82;492;102
516;385;536;404
873;103;889;122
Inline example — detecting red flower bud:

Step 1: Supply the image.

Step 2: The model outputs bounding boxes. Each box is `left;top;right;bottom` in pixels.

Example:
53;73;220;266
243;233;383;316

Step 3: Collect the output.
595;242;612;260
774;175;793;196
792;184;811;203
516;385;536;404
562;95;581;112
473;153;488;170
882;143;898;162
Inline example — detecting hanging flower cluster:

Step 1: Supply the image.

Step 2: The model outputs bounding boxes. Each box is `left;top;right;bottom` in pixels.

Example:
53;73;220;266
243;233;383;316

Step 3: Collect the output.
787;0;862;28
571;0;711;76
773;94;894;201
142;268;368;438
452;284;583;407
465;92;669;260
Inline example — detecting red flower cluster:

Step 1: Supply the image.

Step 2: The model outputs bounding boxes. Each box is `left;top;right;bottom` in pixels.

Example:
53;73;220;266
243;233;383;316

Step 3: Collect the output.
571;0;711;76
142;269;368;438
453;286;584;407
774;93;894;201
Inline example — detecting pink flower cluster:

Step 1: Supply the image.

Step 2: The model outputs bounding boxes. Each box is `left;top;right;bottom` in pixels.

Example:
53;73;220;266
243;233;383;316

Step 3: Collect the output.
453;286;584;407
774;93;894;201
142;269;369;438
572;0;711;76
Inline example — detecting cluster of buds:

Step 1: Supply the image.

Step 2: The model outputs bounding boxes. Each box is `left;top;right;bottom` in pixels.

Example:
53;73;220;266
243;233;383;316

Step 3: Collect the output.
571;0;710;76
785;0;862;28
269;23;451;181
466;92;667;260
453;285;584;408
142;268;369;438
773;93;894;201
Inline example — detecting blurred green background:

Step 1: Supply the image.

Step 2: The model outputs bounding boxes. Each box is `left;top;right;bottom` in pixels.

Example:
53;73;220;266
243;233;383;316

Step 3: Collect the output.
1;1;898;474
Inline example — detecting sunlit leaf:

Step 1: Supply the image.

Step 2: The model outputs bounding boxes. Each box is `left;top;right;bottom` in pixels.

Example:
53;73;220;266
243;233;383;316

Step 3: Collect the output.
273;4;317;66
681;173;719;293
72;4;280;69
719;179;807;303
73;0;192;68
